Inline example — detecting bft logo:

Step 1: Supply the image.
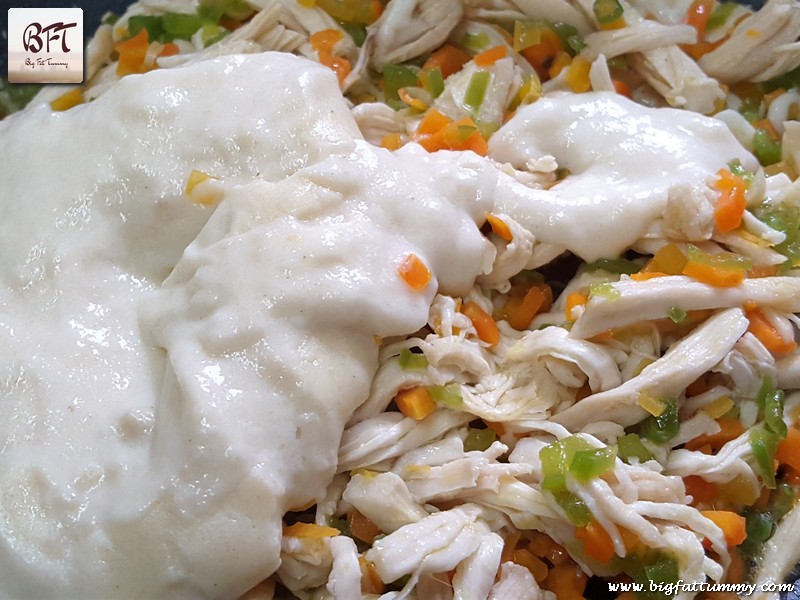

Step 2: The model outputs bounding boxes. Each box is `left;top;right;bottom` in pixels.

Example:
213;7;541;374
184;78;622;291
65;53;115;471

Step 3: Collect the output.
23;21;78;54
8;8;84;84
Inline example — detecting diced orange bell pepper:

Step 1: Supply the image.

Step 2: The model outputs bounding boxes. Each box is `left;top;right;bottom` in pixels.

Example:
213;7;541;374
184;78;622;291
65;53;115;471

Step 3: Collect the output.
701;510;747;547
485;213;513;241
683;475;718;505
746;307;797;354
397;253;432;290
777;426;800;472
115;29;150;76
565;291;588;321
714;169;747;234
283;522;340;538
684;418;745;451
423;44;470;78
575;519;615;563
347;509;381;543
474;45;507;67
682;260;746;287
462;301;500;346
395;387;436;420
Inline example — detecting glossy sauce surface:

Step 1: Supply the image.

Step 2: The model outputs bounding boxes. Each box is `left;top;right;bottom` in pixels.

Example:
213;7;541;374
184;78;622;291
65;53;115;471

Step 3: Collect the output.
0;53;494;598
490;91;758;260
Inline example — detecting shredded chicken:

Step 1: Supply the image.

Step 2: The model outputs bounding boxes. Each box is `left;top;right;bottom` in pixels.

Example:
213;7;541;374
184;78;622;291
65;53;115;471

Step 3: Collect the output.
580;20;697;61
364;504;492;584
488;562;552;600
631;46;726;113
368;0;464;68
352;102;406;146
342;472;429;532
699;0;800;83
555;308;749;429
752;502;800;600
433;57;522;127
570;276;800;340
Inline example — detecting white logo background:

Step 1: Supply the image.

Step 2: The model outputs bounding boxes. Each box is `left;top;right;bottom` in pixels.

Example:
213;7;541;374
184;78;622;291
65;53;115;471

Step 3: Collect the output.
8;7;83;83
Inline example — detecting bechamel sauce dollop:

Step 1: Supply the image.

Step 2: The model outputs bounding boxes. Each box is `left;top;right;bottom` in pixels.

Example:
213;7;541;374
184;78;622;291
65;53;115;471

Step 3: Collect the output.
0;52;494;598
489;91;759;260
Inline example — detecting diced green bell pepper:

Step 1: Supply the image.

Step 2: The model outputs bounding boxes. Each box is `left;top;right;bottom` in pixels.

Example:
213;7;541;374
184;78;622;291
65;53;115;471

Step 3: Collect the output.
640;397;679;444
127;15;164;42
753;129;782;167
750;425;780;488
707;2;737;31
770;482;797;522
593;0;624;24
589;281;621;300
464;427;497;452
667;306;687;324
464;70;491;113
461;32;491;52
398;348;428;371
427;383;462;408
686;245;752;270
419;67;444;98
383;64;419;107
553;490;592;526
540;435;593;491
570;445;617;483
756;377;787;439
618;433;655;464
585;257;640;275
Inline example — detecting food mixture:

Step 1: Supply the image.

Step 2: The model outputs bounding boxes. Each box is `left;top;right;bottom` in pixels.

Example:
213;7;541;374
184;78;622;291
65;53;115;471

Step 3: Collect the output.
2;0;800;599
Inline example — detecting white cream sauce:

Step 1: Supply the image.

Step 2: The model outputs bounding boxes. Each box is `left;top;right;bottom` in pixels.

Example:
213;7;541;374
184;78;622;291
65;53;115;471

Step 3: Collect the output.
489;91;759;260
0;52;494;598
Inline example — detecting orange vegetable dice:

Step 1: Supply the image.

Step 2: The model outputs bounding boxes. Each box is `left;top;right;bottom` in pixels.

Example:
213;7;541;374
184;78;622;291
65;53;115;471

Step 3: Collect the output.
683;475;718;505
520;28;562;77
394;387;436;420
713;169;747;234
283;522;340;538
544;563;588;599
565;291;588;321
115;29;150;76
777;426;800;471
564;56;591;93
310;28;343;54
347;509;381;543
501;283;552;330
485;213;513;241
575;520;615;563
701;510;747;547
746;307;797;354
462;301;500;346
423;44;470;78
684;418;744;451
685;0;714;38
474;45;508;67
682;260;746;287
50;88;84;111
397;253;432;290
359;556;385;594
381;133;403;151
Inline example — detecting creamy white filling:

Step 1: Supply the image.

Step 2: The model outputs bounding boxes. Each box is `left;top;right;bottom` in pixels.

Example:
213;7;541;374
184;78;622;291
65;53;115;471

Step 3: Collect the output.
0;52;495;599
489;91;759;261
